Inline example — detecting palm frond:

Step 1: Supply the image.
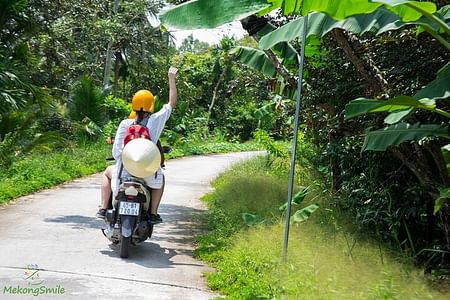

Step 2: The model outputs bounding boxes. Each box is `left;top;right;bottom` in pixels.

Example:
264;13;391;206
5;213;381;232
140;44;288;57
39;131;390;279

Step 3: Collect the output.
70;76;105;125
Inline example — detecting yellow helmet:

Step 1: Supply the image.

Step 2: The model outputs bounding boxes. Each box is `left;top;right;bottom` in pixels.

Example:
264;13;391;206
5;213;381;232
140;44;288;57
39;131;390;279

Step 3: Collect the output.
128;111;136;119
132;90;154;113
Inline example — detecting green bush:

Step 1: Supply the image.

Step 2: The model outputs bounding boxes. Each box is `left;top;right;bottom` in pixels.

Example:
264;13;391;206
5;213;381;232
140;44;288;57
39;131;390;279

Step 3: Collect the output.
102;95;131;121
38;112;74;137
70;76;104;125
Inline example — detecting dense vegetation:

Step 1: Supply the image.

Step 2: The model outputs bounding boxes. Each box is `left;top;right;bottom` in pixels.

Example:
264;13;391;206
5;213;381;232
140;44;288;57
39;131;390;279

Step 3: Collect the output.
1;0;449;290
162;0;450;276
0;0;269;198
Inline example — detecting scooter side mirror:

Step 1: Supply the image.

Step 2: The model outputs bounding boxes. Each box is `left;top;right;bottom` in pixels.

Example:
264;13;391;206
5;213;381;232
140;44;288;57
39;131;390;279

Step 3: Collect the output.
162;146;172;154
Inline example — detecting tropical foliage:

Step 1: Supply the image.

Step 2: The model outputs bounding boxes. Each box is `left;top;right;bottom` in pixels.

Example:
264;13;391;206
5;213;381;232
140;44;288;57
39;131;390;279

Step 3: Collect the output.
160;0;450;274
1;0;450;287
0;0;273;165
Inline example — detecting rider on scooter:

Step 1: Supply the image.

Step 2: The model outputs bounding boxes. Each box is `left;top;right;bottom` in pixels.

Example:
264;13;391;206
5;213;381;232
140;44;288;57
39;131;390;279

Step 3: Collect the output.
96;66;178;224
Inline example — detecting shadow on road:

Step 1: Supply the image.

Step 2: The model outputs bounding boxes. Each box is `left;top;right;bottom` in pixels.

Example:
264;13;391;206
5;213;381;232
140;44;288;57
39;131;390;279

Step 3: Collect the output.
99;242;178;268
43;204;210;270
44;215;104;230
152;203;209;244
60;183;100;190
99;240;205;269
98;204;209;269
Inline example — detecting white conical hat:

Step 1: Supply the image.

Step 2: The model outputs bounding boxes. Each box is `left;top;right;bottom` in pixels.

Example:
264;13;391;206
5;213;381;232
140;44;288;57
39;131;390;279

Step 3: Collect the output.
122;138;161;178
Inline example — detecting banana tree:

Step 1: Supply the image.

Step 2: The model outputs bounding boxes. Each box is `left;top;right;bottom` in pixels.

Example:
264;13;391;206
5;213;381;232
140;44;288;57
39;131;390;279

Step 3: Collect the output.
160;0;448;155
343;57;449;147
231;20;300;94
160;1;447;93
234;5;449;97
205;37;235;133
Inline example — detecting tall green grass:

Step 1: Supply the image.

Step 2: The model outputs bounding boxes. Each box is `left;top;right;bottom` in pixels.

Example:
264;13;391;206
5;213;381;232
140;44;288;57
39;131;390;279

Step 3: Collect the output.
197;156;449;299
0;142;111;204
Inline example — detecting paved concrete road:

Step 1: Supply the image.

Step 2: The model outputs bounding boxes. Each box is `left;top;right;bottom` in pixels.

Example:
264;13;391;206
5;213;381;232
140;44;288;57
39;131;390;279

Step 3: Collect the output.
0;152;263;299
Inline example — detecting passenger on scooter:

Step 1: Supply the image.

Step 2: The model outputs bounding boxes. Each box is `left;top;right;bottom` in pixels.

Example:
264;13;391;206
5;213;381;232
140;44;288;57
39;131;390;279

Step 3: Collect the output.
97;132;166;221
96;66;178;224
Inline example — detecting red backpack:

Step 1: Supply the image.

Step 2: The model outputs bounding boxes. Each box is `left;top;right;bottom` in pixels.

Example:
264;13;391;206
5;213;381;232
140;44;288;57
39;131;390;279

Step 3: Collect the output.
123;122;165;166
124;123;151;145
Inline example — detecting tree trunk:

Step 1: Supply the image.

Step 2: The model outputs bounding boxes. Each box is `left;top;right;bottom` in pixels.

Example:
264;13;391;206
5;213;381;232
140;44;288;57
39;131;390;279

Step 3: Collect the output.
102;41;114;90
240;16;297;88
205;63;229;136
331;28;385;96
263;49;297;87
102;0;120;90
208;69;224;115
113;50;122;96
390;144;440;195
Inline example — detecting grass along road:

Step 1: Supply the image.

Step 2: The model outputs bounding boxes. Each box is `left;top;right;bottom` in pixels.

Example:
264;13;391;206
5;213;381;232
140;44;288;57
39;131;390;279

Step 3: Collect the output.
196;156;450;299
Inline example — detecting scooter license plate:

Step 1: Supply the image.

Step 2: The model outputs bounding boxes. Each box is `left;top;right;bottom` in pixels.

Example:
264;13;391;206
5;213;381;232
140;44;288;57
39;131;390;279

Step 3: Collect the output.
119;202;140;216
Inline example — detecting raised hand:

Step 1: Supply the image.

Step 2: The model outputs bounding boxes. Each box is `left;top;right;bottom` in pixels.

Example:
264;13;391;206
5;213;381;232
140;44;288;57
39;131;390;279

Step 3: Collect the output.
168;66;178;81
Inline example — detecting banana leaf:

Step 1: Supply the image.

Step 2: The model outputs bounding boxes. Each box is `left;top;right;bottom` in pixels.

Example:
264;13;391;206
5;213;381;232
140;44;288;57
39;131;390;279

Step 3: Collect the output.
264;0;436;21
344;96;436;120
259;7;447;50
159;0;437;30
370;0;436;22
279;186;311;212
230;23;299;79
230;46;276;78
442;144;450;175
440;5;450;21
241;212;264;225
362;123;449;151
257;23;298;65
159;0;270;30
344;98;385;120
384;109;414;124
292;204;319;223
414;71;450;100
434;188;450;214
438;61;450;78
345;68;450;124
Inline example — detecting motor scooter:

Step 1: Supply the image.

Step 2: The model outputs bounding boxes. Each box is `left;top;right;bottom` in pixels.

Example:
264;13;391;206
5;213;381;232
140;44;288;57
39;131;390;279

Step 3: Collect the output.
101;139;171;258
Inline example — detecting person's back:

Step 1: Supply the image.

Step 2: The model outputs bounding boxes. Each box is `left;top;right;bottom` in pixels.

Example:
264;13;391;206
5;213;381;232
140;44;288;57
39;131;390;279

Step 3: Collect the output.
97;67;178;223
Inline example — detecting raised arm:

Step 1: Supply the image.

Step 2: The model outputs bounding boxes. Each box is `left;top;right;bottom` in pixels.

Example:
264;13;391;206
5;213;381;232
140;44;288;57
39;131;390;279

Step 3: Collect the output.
168;66;178;109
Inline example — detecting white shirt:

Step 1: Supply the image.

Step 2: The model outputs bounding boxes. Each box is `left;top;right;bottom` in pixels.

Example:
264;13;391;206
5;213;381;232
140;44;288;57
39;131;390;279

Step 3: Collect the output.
111;104;172;196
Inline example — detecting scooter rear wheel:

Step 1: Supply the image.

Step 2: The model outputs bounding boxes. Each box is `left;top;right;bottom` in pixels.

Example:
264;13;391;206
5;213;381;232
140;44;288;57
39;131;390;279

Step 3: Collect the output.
120;236;131;258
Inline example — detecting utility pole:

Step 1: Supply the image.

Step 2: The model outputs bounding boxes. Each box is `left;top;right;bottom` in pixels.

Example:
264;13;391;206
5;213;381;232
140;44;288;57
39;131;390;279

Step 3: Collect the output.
282;14;309;262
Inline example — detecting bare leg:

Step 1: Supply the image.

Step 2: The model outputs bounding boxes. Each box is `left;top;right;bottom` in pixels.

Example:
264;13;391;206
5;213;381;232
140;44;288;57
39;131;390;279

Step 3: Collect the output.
101;165;114;209
150;177;165;215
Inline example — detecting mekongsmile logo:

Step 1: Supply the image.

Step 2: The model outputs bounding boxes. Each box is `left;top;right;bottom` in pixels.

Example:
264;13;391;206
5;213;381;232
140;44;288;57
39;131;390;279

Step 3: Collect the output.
3;264;65;297
24;264;44;285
